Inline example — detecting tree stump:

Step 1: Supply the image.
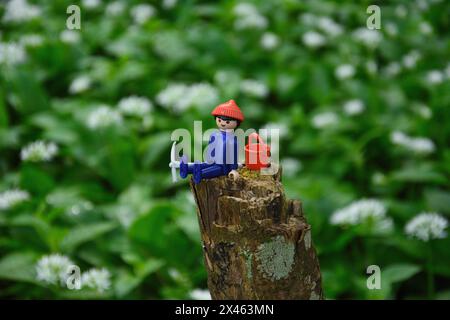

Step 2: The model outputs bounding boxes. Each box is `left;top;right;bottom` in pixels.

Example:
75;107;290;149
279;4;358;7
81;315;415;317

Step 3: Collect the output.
189;167;323;300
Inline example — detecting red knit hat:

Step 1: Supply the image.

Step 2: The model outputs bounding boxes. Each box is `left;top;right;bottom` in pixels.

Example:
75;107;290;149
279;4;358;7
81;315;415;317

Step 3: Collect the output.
211;100;244;122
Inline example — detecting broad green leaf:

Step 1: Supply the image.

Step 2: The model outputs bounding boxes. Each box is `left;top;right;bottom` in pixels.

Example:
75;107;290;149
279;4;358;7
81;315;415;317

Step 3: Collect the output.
391;165;447;185
128;203;178;251
383;264;421;284
384;236;426;259
425;189;450;213
20;165;55;195
6;69;49;114
128;203;198;266
436;290;450;300
135;259;164;279
60;222;117;252
140;131;172;168
114;271;141;298
0;252;38;283
0;85;8;127
175;212;200;243
9;215;50;232
59;288;111;299
114;259;164;298
104;139;136;190
30;112;78;144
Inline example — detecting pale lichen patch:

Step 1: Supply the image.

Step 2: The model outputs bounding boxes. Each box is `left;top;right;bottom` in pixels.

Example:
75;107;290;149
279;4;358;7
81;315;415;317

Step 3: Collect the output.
310;291;320;300
304;230;311;250
255;236;295;281
241;249;253;280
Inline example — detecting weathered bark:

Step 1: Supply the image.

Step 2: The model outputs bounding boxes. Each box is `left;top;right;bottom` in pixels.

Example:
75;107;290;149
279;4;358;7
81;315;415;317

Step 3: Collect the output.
189;167;323;300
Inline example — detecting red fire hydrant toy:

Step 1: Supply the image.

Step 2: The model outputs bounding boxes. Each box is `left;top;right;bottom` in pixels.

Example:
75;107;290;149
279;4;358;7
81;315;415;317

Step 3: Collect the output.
245;133;271;170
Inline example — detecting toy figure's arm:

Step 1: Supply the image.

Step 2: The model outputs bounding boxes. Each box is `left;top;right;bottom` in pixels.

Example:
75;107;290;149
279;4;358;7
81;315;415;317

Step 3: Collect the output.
227;136;239;180
209;134;216;158
232;135;238;170
205;132;217;164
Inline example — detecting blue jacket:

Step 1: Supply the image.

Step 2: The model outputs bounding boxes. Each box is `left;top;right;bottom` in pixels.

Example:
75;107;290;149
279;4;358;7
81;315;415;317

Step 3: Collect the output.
205;130;238;172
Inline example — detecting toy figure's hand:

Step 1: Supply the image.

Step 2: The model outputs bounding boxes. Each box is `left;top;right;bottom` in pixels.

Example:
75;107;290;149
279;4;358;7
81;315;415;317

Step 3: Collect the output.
228;170;239;181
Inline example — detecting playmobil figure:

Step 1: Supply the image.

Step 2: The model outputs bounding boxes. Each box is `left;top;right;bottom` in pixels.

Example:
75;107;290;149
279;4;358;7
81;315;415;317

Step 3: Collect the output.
180;100;244;184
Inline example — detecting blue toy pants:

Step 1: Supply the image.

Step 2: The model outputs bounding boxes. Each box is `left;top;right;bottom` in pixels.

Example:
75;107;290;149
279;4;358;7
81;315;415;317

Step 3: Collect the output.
180;161;230;184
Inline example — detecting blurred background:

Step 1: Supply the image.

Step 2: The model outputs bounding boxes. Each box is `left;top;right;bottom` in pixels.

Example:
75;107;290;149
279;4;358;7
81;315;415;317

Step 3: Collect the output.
0;0;449;299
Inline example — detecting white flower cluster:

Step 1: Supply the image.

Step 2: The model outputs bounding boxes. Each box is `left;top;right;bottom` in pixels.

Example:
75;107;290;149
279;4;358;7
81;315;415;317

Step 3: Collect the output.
260;32;279;50
445;63;450;78
163;0;178;9
36;254;74;286
330;199;393;234
151;31;191;61
156;84;186;111
156;83;219;113
2;0;41;23
426;57;448;82
311;112;339;129
302;31;326;49
20;34;44;47
81;268;111;292
395;5;407;18
36;254;111;292
413;103;432;119
419;22;433;35
343;99;365;116
281;158;302;178
131;4;156;25
86;105;123;129
68;200;94;216
405;212;448;241
60;30;81;44
82;0;101;9
190;288;211;300
261;122;289;138
335;64;356;80
241;79;269;98
106;1;126;16
425;70;445;84
385;22;398;37
390;131;435;155
384;62;401;77
118;96;153;117
0;42;27;65
0;189;30;210
21;140;58;162
69;76;91;94
233;3;268;30
402;50;421;69
365;60;378;74
300;14;343;49
352;28;382;48
300;14;343;37
371;172;387;186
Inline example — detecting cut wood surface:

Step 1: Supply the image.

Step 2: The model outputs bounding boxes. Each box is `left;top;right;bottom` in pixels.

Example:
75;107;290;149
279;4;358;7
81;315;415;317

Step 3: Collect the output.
190;167;323;300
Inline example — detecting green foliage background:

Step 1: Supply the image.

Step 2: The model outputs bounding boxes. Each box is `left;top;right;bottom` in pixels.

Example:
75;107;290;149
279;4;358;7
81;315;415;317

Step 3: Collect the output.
0;0;449;299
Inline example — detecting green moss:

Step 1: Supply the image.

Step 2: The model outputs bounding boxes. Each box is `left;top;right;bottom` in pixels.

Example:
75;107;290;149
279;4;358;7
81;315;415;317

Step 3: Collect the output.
241;249;253;280
255;236;295;281
238;167;274;181
239;167;261;179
